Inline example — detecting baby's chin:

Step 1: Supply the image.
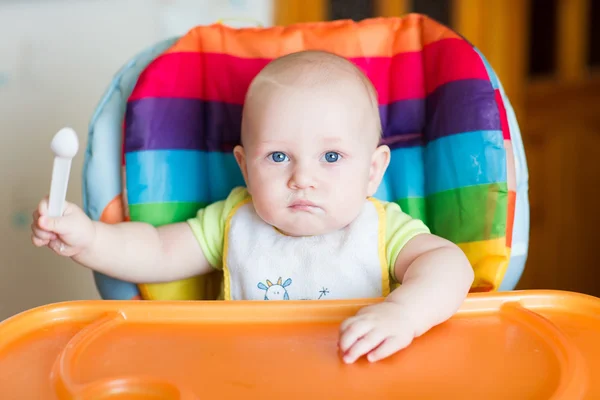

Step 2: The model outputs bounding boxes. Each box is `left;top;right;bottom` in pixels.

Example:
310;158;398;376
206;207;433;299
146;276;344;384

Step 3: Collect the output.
271;218;347;237
275;226;332;237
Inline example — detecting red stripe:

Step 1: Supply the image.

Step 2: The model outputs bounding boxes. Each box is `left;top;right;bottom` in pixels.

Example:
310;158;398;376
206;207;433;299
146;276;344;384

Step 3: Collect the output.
494;90;511;140
129;38;489;105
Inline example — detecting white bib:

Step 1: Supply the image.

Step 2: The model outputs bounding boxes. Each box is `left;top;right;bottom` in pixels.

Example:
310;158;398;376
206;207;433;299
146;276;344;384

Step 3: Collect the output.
222;199;390;301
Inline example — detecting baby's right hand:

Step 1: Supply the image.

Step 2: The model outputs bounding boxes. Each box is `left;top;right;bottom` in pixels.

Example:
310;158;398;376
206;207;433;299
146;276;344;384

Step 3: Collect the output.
31;197;96;257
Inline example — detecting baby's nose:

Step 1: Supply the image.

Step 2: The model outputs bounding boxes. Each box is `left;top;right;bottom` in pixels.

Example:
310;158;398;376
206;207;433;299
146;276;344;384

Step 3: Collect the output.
288;164;316;189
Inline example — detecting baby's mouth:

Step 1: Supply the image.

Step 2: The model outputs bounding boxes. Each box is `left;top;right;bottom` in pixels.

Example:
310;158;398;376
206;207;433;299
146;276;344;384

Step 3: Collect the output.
288;199;322;213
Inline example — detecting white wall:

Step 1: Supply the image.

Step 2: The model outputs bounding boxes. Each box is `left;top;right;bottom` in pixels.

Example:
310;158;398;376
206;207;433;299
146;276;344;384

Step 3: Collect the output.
0;0;273;321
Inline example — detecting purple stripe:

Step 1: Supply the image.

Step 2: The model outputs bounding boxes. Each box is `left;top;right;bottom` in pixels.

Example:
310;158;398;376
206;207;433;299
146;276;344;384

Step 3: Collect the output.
125;98;242;153
425;78;500;142
124;79;498;153
380;99;425;148
124;98;426;153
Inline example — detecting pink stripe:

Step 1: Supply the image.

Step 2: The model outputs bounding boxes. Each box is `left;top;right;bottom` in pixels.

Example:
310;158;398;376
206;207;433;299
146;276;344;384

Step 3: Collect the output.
423;38;490;94
129;54;269;104
353;55;424;103
494;90;511;140
129;38;489;105
129;52;425;105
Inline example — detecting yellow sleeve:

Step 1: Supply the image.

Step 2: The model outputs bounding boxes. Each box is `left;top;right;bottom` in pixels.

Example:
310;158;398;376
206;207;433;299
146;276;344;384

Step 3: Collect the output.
186;187;250;270
384;201;431;283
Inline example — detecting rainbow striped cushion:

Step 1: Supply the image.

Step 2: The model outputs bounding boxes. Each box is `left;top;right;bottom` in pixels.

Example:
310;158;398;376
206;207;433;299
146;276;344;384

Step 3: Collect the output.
97;15;517;300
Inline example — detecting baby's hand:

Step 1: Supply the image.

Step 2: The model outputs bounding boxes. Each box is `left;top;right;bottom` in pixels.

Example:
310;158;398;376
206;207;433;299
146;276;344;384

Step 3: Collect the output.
338;301;418;364
31;197;95;257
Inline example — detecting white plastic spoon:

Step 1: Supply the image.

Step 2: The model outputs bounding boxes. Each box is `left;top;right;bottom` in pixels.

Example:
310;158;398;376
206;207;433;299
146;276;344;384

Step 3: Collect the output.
48;127;79;217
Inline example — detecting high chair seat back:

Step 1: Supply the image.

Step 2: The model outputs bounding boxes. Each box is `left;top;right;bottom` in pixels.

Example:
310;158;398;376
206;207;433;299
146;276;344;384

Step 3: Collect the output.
83;15;529;300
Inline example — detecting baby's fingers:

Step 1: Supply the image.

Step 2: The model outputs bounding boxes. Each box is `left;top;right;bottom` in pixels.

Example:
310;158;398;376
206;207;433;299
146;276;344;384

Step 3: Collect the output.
31;221;57;241
338;318;373;353
31;234;49;247
342;329;386;364
367;335;413;363
36;197;49;217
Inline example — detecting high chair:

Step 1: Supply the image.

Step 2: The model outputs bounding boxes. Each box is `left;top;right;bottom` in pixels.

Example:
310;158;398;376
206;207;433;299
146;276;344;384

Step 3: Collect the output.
8;17;600;400
82;14;530;301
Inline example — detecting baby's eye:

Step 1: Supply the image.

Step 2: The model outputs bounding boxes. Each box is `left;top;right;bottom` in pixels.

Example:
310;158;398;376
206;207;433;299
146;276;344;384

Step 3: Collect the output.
269;152;289;163
323;152;341;163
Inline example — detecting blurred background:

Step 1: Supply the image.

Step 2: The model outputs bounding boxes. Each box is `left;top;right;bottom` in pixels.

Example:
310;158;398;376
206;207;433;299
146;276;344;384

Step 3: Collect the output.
0;0;598;320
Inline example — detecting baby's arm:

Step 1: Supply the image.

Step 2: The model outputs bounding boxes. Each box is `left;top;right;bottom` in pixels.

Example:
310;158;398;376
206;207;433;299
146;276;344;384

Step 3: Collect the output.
75;221;211;283
32;198;212;283
338;233;474;363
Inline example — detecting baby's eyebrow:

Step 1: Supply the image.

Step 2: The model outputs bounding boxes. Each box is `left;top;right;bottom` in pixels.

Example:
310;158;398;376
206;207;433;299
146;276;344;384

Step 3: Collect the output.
255;139;288;147
321;136;344;144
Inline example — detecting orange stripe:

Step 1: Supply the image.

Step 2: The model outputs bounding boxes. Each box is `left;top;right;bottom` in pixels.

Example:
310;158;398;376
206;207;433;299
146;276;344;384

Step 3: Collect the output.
165;15;461;59
505;190;516;248
99;194;125;224
469;284;494;293
504;138;516;249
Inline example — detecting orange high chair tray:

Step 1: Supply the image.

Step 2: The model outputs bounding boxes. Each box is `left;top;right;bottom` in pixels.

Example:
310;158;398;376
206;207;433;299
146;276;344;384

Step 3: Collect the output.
0;290;598;399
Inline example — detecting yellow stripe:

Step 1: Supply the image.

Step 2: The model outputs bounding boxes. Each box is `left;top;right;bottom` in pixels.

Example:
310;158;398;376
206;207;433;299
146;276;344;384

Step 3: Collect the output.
137;276;208;301
457;237;510;291
368;198;391;297
222;198;252;301
138;283;153;300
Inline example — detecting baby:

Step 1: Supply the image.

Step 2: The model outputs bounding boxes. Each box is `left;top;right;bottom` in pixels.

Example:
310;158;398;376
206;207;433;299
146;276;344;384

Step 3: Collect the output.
31;50;474;364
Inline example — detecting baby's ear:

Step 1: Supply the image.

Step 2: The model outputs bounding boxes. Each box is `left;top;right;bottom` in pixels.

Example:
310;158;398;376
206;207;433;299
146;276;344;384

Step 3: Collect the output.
233;145;250;187
367;144;391;196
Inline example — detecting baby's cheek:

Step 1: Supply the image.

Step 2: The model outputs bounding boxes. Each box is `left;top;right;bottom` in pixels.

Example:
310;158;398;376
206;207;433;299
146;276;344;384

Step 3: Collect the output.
332;194;366;226
254;200;278;225
338;166;367;186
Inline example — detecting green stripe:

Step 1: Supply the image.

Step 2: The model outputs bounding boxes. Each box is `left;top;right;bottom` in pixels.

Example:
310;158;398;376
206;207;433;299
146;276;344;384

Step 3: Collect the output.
129;202;207;226
129;184;507;245
426;182;507;243
395;197;427;225
133;199;431;228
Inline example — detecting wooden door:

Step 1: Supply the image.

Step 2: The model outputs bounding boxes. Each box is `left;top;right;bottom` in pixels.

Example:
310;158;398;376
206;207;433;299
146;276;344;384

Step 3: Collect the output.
516;0;600;296
518;79;600;295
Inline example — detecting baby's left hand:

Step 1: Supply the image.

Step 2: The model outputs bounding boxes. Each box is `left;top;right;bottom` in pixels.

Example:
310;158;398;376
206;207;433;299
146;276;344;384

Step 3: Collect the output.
338;301;418;363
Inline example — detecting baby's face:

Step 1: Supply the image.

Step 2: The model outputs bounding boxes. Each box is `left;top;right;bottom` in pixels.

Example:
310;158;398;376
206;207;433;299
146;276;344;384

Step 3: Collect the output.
235;83;387;237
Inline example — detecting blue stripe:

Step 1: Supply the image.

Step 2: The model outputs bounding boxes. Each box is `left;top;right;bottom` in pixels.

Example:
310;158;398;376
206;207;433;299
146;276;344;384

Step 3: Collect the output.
127;147;426;204
375;146;425;200
126;131;506;205
125;150;245;204
93;271;140;300
499;254;527;291
425;130;506;195
474;48;500;90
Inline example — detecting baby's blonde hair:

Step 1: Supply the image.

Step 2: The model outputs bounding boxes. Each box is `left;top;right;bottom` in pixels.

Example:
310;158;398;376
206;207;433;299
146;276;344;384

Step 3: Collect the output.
242;50;382;143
